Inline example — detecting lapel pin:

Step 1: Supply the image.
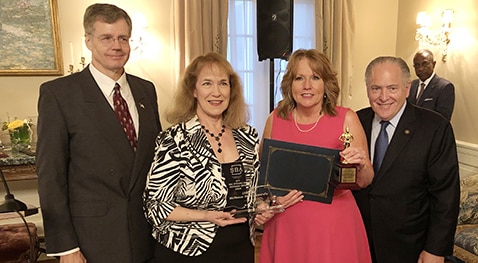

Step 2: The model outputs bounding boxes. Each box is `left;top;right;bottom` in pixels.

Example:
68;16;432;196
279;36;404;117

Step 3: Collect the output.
139;103;145;109
404;129;410;135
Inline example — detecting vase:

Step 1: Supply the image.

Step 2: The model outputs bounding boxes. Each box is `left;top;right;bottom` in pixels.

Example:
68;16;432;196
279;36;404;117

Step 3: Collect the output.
9;124;32;153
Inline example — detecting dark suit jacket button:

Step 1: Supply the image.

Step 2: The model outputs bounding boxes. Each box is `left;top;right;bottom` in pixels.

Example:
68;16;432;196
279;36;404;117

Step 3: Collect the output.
369;194;376;200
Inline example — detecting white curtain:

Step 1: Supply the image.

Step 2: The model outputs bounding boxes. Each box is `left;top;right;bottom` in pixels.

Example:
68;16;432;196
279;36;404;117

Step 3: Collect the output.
170;0;354;135
227;0;315;136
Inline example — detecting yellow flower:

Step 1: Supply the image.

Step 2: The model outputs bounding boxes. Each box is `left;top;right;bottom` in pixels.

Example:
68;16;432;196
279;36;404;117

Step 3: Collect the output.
2;119;31;132
7;119;26;131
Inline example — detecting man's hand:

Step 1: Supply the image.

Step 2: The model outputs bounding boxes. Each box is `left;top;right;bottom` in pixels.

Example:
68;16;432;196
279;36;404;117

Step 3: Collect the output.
60;250;87;263
417;250;444;263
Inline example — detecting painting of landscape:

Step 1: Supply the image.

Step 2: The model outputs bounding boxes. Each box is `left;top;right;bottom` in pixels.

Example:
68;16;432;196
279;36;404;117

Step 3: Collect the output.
0;0;63;75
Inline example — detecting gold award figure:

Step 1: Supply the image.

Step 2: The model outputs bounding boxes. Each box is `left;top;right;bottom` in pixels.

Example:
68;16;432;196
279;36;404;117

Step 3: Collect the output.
333;127;360;189
339;127;354;151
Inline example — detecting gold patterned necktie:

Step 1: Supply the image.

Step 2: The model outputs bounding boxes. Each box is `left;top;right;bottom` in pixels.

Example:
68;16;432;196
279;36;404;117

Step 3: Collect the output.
113;83;137;150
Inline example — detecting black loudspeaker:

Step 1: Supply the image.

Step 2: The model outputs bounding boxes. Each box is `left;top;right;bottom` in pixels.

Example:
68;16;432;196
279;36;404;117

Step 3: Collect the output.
257;0;293;61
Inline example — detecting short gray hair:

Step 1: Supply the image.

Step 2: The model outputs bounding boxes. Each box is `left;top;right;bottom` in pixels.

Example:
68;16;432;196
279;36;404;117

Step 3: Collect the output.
364;56;411;87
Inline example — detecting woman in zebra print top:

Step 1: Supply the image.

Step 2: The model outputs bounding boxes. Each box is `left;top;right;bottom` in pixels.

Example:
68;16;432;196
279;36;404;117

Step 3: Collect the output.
144;53;272;262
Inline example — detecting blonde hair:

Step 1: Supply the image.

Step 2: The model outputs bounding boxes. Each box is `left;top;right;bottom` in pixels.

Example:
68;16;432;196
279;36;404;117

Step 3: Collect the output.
276;49;339;119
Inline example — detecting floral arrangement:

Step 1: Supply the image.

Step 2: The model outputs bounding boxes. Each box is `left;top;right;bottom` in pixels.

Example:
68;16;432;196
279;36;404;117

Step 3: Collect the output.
2;119;32;152
2;119;29;131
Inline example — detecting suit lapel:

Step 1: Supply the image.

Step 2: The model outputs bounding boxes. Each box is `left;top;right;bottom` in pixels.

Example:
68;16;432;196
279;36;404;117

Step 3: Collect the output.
127;75;158;193
77;69;158;194
361;110;374;152
374;104;416;184
77;69;135;197
79;69;136;162
409;80;419;104
417;75;439;104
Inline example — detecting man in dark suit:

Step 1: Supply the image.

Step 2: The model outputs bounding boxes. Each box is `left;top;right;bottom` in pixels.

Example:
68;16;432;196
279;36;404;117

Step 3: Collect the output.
408;49;455;121
36;4;161;263
353;56;460;263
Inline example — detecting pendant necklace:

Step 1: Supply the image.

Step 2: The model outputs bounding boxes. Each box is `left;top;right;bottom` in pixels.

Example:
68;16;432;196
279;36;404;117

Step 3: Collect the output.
293;110;321;133
201;124;226;153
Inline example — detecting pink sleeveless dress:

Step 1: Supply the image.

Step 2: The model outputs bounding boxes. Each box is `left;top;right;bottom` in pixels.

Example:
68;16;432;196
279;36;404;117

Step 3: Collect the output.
259;106;371;263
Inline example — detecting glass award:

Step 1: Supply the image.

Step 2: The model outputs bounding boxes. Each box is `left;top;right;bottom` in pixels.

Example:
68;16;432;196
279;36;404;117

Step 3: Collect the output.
222;161;248;214
232;186;285;218
222;162;284;218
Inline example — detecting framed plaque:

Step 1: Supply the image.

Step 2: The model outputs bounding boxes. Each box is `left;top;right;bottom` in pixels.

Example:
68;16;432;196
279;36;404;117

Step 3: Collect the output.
258;139;339;204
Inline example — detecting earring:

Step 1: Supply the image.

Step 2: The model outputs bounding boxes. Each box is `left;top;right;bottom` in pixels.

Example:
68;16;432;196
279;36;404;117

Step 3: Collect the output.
323;94;327;99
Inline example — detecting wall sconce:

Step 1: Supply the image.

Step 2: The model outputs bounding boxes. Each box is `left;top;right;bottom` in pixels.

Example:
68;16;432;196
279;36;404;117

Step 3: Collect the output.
415;9;454;62
67;41;87;75
130;12;148;55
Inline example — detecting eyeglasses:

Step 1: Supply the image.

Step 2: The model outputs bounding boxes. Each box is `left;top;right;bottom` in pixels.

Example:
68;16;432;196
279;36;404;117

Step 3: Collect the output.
88;34;130;46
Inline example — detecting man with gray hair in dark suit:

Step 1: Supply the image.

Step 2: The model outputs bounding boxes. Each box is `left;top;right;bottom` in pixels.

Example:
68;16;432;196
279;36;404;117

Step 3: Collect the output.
354;56;460;263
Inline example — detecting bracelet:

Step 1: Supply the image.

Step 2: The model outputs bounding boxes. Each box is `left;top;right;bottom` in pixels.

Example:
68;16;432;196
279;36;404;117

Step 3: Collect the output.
271;195;279;205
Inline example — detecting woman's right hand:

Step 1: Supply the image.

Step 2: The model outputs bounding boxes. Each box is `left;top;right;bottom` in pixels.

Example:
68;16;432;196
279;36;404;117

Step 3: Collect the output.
276;190;304;209
205;210;247;227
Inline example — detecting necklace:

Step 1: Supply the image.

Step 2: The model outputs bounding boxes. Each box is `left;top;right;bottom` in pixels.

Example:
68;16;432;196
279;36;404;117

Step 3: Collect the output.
201;124;226;153
293;110;321;133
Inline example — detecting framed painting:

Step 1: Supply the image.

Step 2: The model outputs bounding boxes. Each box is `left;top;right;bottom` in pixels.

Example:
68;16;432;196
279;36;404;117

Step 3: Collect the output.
0;0;63;76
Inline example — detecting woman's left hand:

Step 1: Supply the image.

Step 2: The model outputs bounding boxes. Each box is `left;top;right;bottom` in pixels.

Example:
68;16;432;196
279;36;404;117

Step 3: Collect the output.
254;202;275;225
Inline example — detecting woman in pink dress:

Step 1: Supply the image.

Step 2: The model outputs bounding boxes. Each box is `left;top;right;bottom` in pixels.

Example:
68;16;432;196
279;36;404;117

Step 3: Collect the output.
259;49;373;263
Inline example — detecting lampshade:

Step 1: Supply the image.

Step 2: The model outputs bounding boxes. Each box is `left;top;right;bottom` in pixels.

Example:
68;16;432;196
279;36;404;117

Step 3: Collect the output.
416;12;431;27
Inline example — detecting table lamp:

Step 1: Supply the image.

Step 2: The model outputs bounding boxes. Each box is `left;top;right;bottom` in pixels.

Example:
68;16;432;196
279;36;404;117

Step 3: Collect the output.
0;169;28;213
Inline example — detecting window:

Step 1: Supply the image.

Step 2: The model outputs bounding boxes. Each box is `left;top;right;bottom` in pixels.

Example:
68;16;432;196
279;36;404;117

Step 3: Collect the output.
228;0;315;136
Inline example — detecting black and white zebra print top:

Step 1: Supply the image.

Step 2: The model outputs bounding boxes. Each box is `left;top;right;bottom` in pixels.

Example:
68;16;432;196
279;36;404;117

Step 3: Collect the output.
143;116;260;256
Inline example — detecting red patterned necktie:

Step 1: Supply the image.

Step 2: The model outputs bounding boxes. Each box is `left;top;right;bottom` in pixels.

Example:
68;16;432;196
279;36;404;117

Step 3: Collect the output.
113;83;137;150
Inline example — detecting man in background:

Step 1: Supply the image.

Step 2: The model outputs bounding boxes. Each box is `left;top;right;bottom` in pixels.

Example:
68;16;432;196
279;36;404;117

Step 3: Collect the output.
353;56;460;263
408;49;455;121
36;3;161;262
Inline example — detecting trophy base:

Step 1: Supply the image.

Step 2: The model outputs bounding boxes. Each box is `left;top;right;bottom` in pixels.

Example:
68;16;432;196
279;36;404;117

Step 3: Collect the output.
330;181;361;190
331;163;361;190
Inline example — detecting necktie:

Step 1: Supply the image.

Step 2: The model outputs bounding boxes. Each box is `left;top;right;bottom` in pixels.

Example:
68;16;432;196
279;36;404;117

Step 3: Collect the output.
416;82;426;100
373;121;390;173
113;83;137;150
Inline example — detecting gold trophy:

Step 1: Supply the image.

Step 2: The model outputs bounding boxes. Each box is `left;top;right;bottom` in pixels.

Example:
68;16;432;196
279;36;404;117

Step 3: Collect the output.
331;127;360;190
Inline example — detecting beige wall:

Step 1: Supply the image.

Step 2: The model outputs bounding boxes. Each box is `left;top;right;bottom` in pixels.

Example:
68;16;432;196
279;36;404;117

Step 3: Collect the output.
347;0;399;111
2;0;476;142
0;0;176;127
0;0;175;235
396;0;478;144
1;0;477;233
347;0;478;144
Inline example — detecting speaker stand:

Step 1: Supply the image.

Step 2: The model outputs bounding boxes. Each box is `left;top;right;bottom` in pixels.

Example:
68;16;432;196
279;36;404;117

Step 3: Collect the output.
269;58;275;113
